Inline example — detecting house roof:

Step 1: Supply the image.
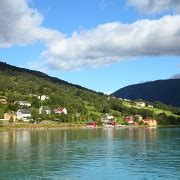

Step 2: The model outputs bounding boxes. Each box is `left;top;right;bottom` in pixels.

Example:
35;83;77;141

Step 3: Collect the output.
54;107;66;111
18;109;31;114
18;101;31;104
0;99;7;101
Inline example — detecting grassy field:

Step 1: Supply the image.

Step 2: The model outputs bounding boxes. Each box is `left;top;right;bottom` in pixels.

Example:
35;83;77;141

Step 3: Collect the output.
0;122;85;130
122;101;180;117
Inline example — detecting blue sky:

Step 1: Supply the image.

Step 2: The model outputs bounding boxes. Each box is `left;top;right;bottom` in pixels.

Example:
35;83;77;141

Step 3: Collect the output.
0;0;180;93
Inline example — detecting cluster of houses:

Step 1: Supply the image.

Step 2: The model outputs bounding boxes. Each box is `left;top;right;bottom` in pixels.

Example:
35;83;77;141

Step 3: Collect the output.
0;96;157;126
124;115;157;127
86;113;157;128
2;100;67;122
135;101;154;108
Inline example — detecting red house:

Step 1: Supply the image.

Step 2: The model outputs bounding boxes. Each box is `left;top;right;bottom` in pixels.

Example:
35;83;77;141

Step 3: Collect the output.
124;116;134;124
86;122;97;128
54;107;67;115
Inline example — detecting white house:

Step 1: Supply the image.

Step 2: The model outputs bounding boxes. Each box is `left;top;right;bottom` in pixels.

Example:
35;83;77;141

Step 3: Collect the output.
16;101;31;107
105;113;114;120
148;105;154;108
135;101;146;107
102;113;114;123
39;106;51;114
54;107;67;115
38;95;49;101
16;109;31;121
124;99;131;102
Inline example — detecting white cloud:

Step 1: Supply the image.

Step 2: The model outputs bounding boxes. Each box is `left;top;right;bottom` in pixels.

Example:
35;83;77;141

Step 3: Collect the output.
42;15;180;70
0;0;64;47
128;0;180;15
1;0;180;71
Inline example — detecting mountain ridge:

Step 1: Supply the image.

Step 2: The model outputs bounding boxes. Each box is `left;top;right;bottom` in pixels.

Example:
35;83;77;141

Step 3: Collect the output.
0;61;98;94
112;79;180;107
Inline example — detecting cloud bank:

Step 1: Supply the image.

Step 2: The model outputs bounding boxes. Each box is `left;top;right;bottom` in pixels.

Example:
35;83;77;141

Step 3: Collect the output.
1;0;180;70
0;0;64;47
128;0;180;15
42;16;180;70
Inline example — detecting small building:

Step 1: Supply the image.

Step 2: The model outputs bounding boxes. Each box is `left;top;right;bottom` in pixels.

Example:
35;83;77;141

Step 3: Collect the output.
86;122;97;128
4;112;17;121
16;101;31;107
135;101;146;107
148;105;154;108
38;95;49;101
0;98;7;105
124;99;131;102
54;107;67;115
102;113;114;124
134;115;143;121
16;109;31;121
143;118;157;127
105;113;114;120
39;106;51;115
124;116;134;124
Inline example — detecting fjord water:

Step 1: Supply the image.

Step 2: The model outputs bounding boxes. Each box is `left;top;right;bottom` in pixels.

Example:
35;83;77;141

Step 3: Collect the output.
0;128;179;179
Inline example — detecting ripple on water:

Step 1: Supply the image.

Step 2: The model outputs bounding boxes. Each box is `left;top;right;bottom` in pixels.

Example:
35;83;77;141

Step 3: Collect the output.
0;128;180;179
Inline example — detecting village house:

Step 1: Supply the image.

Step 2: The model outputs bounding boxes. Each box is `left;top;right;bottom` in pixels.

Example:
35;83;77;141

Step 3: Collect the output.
148;105;154;108
105;113;114;120
54;107;67;115
86;122;97;128
124;116;134;124
4;112;17;121
143;118;157;127
134;115;143;121
39;106;51;115
0;98;7;105
135;101;146;107
124;99;131;102
102;113;114;123
16;109;31;121
16;101;31;107
38;95;49;101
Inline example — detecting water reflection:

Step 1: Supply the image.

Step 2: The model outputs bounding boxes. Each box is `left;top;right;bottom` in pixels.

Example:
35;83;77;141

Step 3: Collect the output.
0;128;179;179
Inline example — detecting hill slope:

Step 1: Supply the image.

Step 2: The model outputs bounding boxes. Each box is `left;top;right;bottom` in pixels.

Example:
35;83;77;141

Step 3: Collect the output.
0;62;180;125
0;61;107;117
0;62;95;92
112;79;180;107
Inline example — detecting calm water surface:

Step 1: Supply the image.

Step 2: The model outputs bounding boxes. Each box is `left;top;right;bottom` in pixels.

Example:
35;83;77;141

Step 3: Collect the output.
0;127;179;179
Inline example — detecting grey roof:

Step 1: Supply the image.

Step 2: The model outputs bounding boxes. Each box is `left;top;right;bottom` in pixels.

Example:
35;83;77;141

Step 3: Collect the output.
18;101;31;104
19;109;31;114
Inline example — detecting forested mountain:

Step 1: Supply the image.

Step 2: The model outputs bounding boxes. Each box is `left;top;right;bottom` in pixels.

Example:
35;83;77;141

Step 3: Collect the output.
0;61;120;122
112;79;180;107
0;61;179;125
0;61;96;92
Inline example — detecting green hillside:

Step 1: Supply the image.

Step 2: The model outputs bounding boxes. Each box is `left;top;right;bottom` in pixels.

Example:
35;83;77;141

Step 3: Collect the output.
0;61;180;125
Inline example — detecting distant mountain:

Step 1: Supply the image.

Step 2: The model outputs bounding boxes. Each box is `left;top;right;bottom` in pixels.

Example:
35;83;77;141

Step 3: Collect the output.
170;74;180;79
112;79;180;107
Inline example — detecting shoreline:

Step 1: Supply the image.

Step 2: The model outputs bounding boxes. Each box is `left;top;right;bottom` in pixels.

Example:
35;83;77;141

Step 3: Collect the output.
0;123;84;131
0;123;179;131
